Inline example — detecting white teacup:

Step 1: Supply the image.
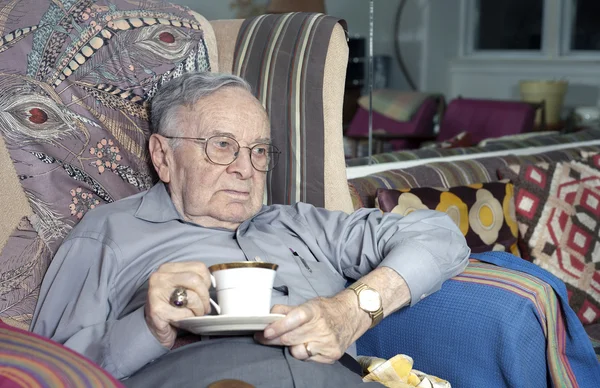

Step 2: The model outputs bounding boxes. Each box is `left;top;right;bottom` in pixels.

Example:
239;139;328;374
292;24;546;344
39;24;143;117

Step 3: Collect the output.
208;262;278;316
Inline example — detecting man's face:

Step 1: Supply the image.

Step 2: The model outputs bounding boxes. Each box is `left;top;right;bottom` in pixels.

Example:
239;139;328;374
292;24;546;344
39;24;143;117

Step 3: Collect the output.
151;87;270;229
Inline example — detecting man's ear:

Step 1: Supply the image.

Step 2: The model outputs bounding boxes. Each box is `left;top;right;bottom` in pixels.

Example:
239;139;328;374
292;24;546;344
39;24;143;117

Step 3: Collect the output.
149;134;172;183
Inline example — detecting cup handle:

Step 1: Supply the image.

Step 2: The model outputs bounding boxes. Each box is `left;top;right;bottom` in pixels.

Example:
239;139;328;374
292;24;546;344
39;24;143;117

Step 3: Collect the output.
209;298;221;315
209;274;221;314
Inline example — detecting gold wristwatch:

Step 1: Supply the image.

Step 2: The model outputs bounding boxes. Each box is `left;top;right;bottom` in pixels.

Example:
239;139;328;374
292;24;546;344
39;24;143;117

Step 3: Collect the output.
347;281;383;328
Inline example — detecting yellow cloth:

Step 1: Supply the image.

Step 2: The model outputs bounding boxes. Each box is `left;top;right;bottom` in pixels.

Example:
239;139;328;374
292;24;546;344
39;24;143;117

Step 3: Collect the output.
357;355;451;388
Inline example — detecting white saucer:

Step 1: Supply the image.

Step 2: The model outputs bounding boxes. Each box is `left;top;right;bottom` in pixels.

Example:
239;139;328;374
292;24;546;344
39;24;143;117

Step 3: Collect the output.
173;314;285;336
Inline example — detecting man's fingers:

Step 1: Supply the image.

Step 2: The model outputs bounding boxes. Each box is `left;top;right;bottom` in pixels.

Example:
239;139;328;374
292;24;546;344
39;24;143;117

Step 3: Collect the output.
148;271;212;315
263;305;312;340
168;288;210;316
146;292;197;323
155;261;212;288
270;304;294;315
256;321;313;346
287;343;335;364
289;343;310;360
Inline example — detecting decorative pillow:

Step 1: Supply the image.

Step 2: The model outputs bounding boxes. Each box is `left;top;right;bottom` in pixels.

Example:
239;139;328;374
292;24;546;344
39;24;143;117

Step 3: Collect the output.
0;0;212;327
357;90;438;122
498;160;600;325
375;180;519;255
0;322;123;387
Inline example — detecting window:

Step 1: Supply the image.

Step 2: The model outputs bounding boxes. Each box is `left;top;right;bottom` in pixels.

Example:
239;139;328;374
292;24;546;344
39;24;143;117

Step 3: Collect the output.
567;0;600;51
474;0;544;51
463;0;600;58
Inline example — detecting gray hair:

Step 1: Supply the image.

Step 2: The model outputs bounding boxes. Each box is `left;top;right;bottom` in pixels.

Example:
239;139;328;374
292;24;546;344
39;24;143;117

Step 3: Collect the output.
149;72;252;139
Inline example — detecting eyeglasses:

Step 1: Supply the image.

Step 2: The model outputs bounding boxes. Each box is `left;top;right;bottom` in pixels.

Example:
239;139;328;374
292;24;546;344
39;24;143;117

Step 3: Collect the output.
163;135;281;172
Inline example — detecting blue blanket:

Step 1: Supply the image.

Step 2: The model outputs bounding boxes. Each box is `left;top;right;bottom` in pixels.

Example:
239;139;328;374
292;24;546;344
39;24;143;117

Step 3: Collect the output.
357;251;600;387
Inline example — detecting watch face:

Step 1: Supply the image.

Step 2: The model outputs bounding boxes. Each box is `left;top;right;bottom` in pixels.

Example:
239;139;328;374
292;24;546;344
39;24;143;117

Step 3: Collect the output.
359;289;381;312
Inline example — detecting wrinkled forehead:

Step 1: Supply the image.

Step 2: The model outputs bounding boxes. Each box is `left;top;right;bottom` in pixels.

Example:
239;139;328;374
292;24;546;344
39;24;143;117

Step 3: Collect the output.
184;88;271;142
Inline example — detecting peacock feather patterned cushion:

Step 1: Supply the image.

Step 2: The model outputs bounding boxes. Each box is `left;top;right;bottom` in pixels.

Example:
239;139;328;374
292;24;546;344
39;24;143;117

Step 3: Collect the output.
0;0;211;328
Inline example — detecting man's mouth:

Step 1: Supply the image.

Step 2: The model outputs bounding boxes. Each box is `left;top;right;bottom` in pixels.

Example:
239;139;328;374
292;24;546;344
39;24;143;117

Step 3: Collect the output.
222;190;250;199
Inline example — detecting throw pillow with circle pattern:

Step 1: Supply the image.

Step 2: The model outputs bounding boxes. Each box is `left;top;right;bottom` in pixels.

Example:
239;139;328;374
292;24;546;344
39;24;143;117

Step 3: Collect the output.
375;180;519;255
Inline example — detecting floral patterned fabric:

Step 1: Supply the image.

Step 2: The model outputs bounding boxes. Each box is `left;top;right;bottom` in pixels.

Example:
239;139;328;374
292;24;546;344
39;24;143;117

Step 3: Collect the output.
0;0;211;327
376;181;520;255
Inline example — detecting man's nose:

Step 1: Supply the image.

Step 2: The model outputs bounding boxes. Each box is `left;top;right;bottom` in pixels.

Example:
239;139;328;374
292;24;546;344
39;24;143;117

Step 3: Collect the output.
227;147;253;178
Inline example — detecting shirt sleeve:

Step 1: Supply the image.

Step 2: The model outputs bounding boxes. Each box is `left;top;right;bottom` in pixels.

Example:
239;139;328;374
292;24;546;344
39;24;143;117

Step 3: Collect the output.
30;234;168;379
292;203;471;306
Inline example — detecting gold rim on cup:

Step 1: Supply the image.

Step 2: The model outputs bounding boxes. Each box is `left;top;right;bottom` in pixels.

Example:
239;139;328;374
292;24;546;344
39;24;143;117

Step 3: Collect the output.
208;262;279;272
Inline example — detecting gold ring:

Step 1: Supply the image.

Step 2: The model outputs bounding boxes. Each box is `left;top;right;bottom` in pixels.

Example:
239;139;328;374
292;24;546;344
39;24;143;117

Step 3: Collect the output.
304;342;314;358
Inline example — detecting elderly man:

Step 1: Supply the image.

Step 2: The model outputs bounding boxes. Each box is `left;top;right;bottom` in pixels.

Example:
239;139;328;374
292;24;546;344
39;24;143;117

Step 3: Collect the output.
31;72;470;387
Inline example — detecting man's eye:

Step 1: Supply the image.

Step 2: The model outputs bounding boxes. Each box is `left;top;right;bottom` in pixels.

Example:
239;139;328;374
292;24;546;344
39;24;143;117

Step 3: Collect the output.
213;140;232;149
253;146;267;155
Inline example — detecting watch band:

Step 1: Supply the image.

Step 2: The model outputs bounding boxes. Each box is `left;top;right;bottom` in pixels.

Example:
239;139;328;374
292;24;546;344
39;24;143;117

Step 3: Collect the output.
347;282;384;329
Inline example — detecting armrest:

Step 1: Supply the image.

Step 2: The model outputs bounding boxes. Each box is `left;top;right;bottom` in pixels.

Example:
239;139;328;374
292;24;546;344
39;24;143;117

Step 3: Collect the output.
357;252;600;388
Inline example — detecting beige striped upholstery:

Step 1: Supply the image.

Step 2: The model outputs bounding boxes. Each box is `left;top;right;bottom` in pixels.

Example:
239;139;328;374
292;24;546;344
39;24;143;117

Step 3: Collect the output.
212;16;353;213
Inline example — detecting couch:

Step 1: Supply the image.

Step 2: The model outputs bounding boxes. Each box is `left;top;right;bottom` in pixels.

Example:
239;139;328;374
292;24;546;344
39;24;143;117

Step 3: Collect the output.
348;138;600;386
0;1;598;387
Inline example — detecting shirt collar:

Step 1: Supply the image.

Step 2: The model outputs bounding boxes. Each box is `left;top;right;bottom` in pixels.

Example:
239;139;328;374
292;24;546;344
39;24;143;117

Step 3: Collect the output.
134;182;184;223
134;181;271;226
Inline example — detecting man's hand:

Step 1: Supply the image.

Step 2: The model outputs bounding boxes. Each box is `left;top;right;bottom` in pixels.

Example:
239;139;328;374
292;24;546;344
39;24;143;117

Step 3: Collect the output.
254;291;371;363
145;262;213;349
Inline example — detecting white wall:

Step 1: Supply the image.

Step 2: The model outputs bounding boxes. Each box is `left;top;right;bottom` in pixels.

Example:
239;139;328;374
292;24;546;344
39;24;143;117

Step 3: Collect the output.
327;0;427;91
172;0;428;91
421;0;461;94
449;59;600;108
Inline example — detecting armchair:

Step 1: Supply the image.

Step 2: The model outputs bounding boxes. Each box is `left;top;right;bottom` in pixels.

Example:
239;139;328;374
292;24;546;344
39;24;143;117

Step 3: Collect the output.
0;1;598;387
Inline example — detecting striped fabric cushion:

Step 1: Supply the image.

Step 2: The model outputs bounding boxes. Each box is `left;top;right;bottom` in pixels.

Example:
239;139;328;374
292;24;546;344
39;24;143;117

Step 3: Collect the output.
349;146;600;210
346;127;600;167
0;323;123;387
232;13;346;207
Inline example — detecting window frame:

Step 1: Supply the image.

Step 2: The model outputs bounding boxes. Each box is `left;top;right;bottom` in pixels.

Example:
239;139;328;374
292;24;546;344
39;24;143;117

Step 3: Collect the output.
560;0;600;58
461;0;600;60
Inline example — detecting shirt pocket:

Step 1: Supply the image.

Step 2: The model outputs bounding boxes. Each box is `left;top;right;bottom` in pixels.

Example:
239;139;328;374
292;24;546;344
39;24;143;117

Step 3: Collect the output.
291;255;347;298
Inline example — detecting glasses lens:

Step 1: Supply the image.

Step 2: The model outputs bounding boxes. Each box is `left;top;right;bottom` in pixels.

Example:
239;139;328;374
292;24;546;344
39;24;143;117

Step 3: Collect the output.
250;144;279;172
205;136;279;171
205;136;238;165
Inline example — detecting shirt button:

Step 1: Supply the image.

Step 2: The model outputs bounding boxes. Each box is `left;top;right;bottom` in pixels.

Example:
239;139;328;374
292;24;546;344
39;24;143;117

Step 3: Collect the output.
420;293;428;300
